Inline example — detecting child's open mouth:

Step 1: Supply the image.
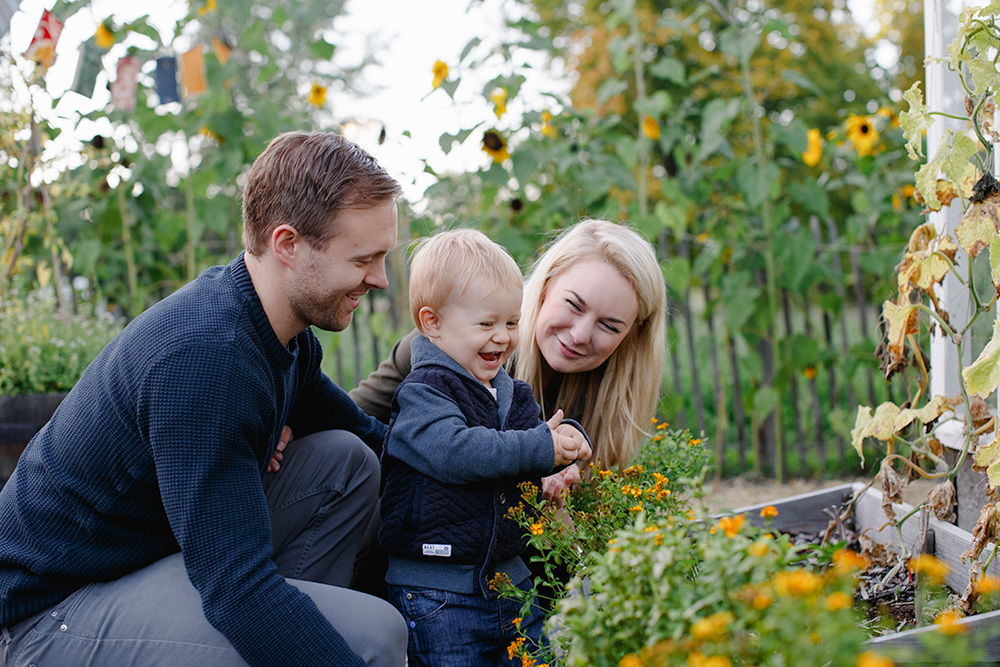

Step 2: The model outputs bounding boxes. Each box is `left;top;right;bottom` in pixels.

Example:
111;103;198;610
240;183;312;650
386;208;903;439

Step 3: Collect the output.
480;352;502;364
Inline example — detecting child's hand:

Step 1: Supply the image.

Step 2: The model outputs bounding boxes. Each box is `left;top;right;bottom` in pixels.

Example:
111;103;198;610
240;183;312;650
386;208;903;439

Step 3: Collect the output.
556;422;592;463
547;409;581;465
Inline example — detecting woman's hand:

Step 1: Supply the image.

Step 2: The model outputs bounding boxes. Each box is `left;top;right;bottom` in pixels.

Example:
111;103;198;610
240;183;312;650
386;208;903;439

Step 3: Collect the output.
267;426;293;473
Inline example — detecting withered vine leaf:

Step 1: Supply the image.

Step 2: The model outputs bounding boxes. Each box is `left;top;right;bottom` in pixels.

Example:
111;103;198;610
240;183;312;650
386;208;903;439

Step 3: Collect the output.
955;195;1000;258
851;402;902;465
973;431;1000;488
927;480;957;522
963;319;1000;398
881;300;919;377
962;503;1000;564
879;459;906;521
893;395;955;432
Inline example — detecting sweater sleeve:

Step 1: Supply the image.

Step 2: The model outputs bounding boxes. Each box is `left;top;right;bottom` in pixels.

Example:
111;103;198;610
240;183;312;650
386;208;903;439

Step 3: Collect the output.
349;328;418;424
385;381;554;485
139;344;366;667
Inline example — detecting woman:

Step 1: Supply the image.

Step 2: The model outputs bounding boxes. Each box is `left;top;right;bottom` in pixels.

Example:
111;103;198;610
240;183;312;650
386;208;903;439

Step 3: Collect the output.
351;219;667;473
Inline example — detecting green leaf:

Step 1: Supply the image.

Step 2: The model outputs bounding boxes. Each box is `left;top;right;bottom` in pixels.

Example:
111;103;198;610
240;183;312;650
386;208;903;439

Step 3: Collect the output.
597;79;628;106
781;70;821;95
752;386;780;420
964;318;1000;398
662;257;691;293
736;161;779;209
459;37;481;62
649;57;685;85
900;82;932;160
772;119;808;155
308;39;335;61
719;24;761;65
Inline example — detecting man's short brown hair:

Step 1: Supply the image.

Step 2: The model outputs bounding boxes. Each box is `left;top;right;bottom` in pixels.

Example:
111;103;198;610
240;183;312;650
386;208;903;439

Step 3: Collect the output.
241;131;401;255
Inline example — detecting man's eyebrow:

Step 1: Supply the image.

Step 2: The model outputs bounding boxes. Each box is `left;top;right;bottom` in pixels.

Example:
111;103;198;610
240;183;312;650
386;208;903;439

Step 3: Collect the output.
569;290;629;324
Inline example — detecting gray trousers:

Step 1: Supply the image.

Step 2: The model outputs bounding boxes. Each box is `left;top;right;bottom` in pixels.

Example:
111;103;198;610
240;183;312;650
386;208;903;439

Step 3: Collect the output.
0;430;406;667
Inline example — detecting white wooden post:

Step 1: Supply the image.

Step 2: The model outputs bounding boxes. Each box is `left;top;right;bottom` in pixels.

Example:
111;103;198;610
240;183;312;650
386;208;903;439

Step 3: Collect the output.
926;0;973;404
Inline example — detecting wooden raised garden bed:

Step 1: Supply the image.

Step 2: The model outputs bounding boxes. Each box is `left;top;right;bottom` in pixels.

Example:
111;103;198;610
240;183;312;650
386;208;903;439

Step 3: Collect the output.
734;482;1000;662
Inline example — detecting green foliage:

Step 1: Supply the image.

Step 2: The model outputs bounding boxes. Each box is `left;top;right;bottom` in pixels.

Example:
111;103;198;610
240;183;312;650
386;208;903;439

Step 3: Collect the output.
0;294;122;396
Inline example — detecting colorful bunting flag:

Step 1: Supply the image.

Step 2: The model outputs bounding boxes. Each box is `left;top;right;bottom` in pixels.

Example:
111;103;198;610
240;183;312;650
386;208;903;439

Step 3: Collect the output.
70;39;103;99
180;46;207;98
155;56;179;104
212;30;232;65
23;9;63;68
110;56;140;112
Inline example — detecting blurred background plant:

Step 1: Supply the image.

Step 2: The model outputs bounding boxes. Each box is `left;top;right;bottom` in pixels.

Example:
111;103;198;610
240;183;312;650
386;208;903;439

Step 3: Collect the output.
3;0;927;480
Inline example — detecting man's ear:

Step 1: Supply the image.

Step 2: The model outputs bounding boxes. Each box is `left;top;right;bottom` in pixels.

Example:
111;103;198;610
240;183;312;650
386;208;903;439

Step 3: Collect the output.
418;306;441;337
270;224;301;268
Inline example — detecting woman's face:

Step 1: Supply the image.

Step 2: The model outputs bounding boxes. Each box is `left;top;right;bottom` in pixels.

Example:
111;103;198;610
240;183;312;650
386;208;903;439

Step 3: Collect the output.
534;259;639;376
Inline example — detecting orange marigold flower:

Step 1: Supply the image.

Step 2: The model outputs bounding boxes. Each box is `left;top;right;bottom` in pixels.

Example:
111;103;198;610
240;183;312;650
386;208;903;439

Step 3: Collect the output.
803;366;818;380
690;611;733;640
910;554;949;586
832;548;868;574
749;541;769;557
522;654;536;667
976;575;1000;595
856;651;894;667
773;570;823;597
656;423;667;430
529;522;544;536
507;637;525;660
689;438;702;446
934;609;966;634
653;435;663;442
630;502;644;512
825;591;853;611
718;514;744;538
620;656;643;667
759;505;779;519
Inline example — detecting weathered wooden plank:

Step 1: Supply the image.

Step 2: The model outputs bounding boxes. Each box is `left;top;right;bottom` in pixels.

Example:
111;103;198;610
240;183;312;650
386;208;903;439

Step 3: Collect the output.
865;607;1000;663
853;486;1000;594
724;483;857;533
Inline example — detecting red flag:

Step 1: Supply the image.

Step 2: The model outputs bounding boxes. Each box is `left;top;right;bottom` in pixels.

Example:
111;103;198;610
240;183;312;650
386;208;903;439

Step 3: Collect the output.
23;10;64;68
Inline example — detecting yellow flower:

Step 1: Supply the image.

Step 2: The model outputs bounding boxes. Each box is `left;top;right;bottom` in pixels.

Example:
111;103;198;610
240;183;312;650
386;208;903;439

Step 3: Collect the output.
803;366;818;380
490;87;507;118
802;128;822;166
759;505;779;519
690;611;733;640
752;588;774;609
976;575;1000;595
198;0;216;15
773;570;822;597
95;23;114;49
540;110;557;138
857;651;894;667
512;617;522;628
308;83;327;107
644;526;659;533
522;654;536;667
934;609;966;634
652;435;663;442
825;591;853;611
482;130;509;163
630;502;644;512
749;540;769;557
651;417;659;424
832;548;868;574
529;522;544;536
432;60;449;89
910;554;949;585
620;656;643;667
718;514;744;538
656;423;667;430
642;116;661;140
845;114;880;157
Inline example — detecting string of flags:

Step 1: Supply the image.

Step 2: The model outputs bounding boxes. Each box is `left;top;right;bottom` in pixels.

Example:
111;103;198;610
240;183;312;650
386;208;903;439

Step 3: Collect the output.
23;8;223;110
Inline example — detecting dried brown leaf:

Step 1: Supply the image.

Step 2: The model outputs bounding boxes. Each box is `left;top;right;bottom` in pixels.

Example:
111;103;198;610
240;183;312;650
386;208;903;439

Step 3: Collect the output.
962;503;1000;563
858;531;896;567
927;480;957;522
879;459;906;521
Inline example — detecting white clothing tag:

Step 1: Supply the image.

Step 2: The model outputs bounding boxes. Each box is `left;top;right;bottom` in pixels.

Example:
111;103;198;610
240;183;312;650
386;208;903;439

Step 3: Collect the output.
422;543;452;557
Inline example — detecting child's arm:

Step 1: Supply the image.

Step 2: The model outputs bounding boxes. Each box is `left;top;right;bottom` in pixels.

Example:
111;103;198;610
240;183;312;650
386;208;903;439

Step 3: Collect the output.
386;382;557;485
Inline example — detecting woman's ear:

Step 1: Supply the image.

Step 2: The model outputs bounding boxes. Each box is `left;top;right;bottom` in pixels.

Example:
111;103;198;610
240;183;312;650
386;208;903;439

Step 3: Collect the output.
418;306;441;337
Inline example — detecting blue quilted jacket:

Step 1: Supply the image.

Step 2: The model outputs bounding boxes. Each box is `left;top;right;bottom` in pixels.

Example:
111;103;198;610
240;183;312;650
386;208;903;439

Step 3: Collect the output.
379;336;558;597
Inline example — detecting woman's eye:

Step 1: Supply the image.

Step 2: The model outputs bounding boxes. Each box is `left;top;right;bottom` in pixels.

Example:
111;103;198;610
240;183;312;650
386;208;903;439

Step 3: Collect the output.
601;321;621;334
567;299;582;312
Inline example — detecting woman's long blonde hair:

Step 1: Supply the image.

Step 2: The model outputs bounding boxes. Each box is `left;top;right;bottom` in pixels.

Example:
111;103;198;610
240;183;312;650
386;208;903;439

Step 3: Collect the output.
514;220;667;469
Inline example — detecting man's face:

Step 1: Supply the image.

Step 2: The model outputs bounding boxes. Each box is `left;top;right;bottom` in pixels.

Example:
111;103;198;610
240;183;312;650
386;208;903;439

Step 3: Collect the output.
289;200;398;332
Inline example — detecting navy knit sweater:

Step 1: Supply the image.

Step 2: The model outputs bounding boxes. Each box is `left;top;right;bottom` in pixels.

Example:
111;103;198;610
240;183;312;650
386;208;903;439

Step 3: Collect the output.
0;254;385;667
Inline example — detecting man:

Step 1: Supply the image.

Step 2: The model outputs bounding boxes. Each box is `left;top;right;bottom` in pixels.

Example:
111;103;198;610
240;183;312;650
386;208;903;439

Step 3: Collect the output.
0;132;407;666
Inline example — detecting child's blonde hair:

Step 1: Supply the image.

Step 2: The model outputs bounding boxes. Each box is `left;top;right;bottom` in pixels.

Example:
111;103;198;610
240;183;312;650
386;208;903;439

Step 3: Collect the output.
408;229;523;332
516;220;667;468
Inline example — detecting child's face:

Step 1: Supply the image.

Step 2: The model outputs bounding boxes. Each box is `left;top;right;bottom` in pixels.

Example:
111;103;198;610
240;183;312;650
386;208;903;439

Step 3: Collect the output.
424;283;522;387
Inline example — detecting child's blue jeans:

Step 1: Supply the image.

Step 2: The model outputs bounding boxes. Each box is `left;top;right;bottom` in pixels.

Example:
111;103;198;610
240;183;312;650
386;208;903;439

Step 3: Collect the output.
388;577;547;667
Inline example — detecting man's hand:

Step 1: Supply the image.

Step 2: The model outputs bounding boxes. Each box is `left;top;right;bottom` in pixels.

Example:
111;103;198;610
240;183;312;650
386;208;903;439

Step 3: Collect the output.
267;426;293;473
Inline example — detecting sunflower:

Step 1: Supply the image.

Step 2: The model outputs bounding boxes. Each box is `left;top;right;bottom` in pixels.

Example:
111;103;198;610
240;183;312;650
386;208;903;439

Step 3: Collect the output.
308;83;326;108
802;128;822;166
431;60;449;89
482;130;509;163
540;110;557;138
845;114;880;157
95;22;114;49
489;87;507;119
642;116;660;140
